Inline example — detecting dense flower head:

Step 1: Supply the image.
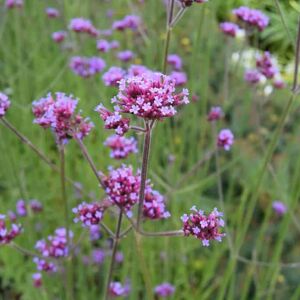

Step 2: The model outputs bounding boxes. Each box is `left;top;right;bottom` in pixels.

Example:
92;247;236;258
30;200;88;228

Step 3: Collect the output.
112;15;140;31
104;135;138;159
95;104;130;135
117;50;135;62
273;78;285;89
0;214;22;245
70;56;106;78
232;6;269;31
207;106;223;122
32;92;94;143
169;71;187;87
179;0;208;7
16;199;27;217
218;129;234;151
5;0;23;9
244;69;264;85
33;257;57;273
69;18;99;37
127;64;149;77
32;273;42;288
109;281;131;297
181;206;225;246
111;72;189;120
154;283;175;297
219;22;240;37
72;202;106;227
167;54;182;70
143;185;170;220
29;199;43;213
256;52;278;79
0;92;11;117
97;39;111;53
102;67;126;87
52;31;67;43
92;249;106;264
272;201;287;216
45;7;60;18
103;165;140;213
35;227;73;258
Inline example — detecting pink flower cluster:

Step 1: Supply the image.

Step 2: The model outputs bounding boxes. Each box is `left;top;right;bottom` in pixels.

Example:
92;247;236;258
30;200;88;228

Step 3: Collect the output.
143;186;170;220
169;71;187;87
5;0;23;9
102;67;126;86
70;56;106;78
0;214;22;245
219;22;240;37
69;18;99;37
218;129;234;151
117;50;135;62
256;52;278;79
179;0;208;7
33;257;57;273
52;31;67;43
103;165;141;214
45;7;60;18
32;92;94;143
232;6;269;31
104;135;138;159
0;92;11;117
272;201;287;216
154;283;175;297
95;104;130;136
244;70;263;85
112;15;140;31
181;206;225;246
32;273;42;288
207;106;223;122
72;202;106;227
109;281;131;297
111;72;189;120
167;54;182;70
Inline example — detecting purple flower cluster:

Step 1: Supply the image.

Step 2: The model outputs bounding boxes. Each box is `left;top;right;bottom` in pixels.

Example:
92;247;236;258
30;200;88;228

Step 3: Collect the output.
32;92;94;143
95;104;130;136
179;0;208;7
5;0;23;9
14;199;43;217
181;206;225;246
143;186;170;220
112;15;140;31
218;129;234;151
70;56;106;78
72;202;106;227
103;165;141;214
109;281;131;297
0;92;11;117
97;39;111;53
45;7;60;18
207;106;223;122
104;135;138;159
102;67;126;87
154;283;175;297
69;18;99;37
33;257;57;273
219;22;240;37
256;52;278;79
117;50;135;62
169;71;187;87
32;273;42;288
244;69;263;85
110;72;189;120
0;214;22;245
232;6;269;31
52;31;67;43
272;201;287;216
167;54;182;70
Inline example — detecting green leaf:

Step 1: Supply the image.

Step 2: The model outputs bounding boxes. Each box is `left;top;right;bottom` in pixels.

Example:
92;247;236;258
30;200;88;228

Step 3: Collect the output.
290;0;300;13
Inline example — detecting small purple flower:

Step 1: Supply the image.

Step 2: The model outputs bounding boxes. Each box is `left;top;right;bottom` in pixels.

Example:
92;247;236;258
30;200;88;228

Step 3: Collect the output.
219;22;240;37
5;0;23;9
32;273;42;288
70;56;106;78
33;257;57;273
109;281;130;297
102;67;126;87
104;135;138;159
244;69;264;85
207;106;223;122
154;283;175;297
256;52;278;79
92;249;106;264
45;7;60;18
127;64;149;77
89;224;101;241
117;50;135;62
29;199;43;213
110;40;120;49
112;15;140;31
69;18;99;37
52;31;67;43
218;129;234;151
97;39;111;53
0;214;22;245
115;251;124;263
272;201;287;216
0;92;11;117
169;71;187;86
16;200;27;217
167;54;182;70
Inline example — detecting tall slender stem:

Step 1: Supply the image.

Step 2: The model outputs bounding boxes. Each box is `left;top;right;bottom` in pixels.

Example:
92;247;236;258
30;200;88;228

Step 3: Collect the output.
59;146;73;300
104;210;123;300
137;124;152;230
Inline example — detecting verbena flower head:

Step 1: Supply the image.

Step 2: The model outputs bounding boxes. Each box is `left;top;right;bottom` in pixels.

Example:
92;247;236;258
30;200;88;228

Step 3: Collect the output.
45;7;60;18
112;72;189;120
95;104;130;135
103;165;140;214
102;67;126;87
97;39;111;53
32;92;94;143
179;0;208;7
72;202;106;227
112;15;140;31
232;6;269;31
33;257;57;273
218;129;234;151
0;92;11;117
29;199;43;213
70;56;106;78
69;18;99;37
154;283;175;297
181;207;225;246
117;50;135;62
0;214;22;245
273;78;285;89
16;199;27;217
207;106;223;122
32;273;42;288
52;31;67;43
244;69;264;85
127;64;149;77
272;201;287;216
110;40;120;49
169;71;187;87
104;135;138;159
256;52;278;79
5;0;23;9
219;22;240;37
143;186;170;220
90;224;101;241
35;227;73;258
109;281;131;297
167;54;182;70
92;249;106;264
